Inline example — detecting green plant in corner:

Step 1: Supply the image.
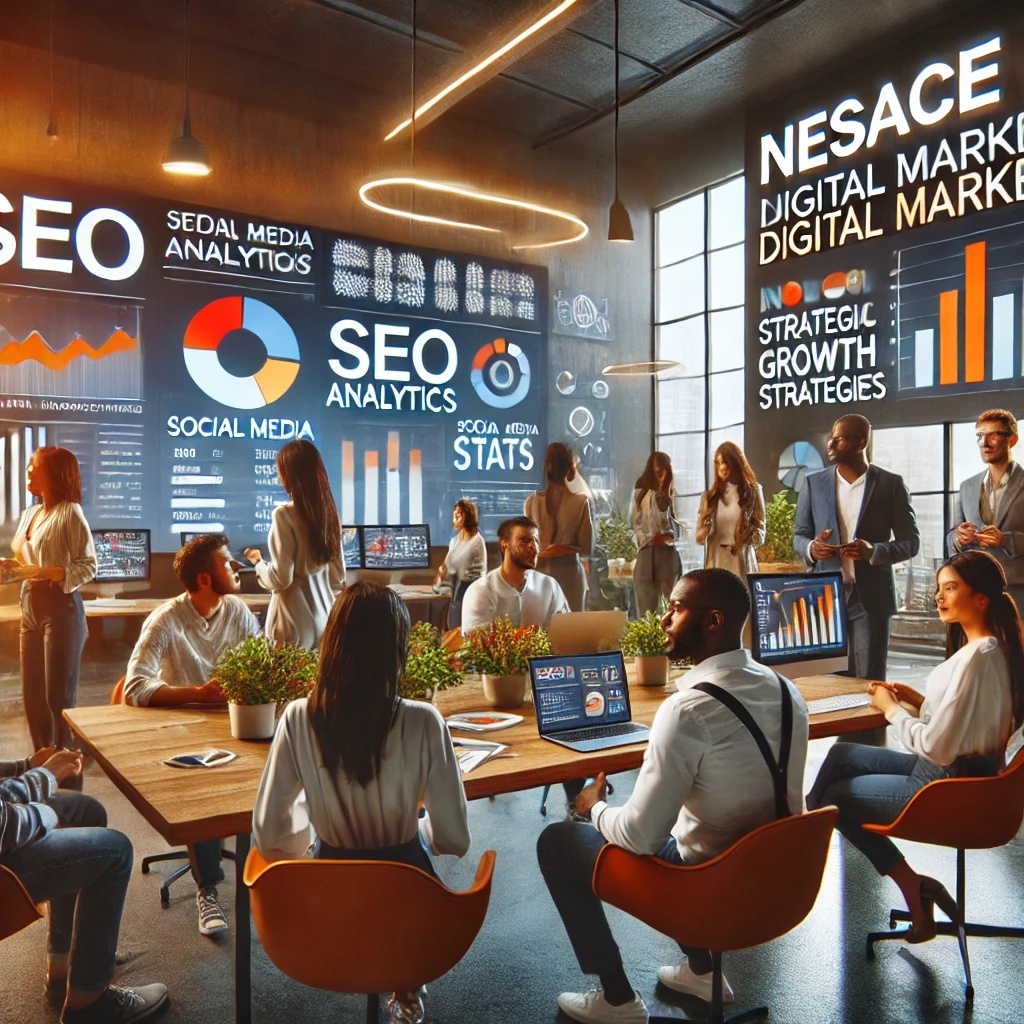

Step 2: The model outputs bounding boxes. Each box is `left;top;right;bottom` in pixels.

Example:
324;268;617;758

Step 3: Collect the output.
757;490;799;564
401;621;464;701
213;636;318;706
620;611;669;658
597;508;637;562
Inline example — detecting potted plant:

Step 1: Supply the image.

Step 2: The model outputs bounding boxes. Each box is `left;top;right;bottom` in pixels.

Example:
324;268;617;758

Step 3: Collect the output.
213;636;318;740
757;490;804;571
401;621;464;702
598;508;638;579
461;616;552;708
620;611;670;686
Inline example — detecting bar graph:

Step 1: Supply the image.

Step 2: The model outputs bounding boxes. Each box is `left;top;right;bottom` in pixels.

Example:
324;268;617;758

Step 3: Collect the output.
896;221;1024;394
757;578;844;654
339;436;425;528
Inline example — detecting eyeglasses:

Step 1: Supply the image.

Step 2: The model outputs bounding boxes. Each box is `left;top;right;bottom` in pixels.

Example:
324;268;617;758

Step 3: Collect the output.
976;431;1012;444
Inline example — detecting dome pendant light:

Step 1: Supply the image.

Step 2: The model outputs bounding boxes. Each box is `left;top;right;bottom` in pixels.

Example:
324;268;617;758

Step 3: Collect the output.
163;0;210;176
607;0;632;242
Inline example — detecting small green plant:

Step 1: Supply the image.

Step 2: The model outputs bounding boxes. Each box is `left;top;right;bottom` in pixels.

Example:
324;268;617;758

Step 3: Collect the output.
620;611;669;658
757;490;799;564
597;508;637;562
461;616;552;676
401;621;464;701
213;636;318;706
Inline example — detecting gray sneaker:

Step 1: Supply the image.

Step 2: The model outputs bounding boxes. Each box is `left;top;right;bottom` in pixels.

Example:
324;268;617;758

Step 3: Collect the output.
61;983;169;1024
196;886;229;935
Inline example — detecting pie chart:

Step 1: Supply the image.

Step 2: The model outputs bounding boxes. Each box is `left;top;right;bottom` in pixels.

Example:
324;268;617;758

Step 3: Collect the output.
777;441;824;493
183;296;300;410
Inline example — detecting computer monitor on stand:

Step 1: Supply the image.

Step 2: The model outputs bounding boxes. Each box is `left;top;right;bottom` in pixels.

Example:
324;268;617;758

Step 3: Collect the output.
90;529;151;598
747;570;848;679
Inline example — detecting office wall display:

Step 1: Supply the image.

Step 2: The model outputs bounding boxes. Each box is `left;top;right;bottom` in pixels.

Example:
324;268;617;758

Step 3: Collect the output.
552;289;613;340
744;2;1024;480
0;174;548;551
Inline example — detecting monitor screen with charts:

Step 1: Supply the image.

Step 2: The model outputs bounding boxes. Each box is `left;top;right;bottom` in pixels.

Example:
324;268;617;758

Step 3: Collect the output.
342;526;363;569
530;652;632;734
92;529;151;582
361;524;431;570
748;571;848;678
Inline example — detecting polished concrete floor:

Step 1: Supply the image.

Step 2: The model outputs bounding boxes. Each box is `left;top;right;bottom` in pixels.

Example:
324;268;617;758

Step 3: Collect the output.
1;631;1022;1024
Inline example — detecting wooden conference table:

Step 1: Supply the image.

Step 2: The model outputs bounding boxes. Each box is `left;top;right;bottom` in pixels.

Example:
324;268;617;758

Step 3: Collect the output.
64;671;883;1024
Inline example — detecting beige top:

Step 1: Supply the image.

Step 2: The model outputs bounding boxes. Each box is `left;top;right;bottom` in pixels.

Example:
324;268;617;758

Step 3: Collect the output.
12;502;97;593
524;489;594;554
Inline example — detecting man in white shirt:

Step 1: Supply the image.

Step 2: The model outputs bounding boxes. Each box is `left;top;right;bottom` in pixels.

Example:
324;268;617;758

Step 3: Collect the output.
460;516;569;634
124;535;260;938
948;408;1024;611
537;568;809;1024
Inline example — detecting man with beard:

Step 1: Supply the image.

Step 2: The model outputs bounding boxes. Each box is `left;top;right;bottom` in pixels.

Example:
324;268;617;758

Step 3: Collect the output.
124;534;260;937
460;515;569;634
536;569;808;1024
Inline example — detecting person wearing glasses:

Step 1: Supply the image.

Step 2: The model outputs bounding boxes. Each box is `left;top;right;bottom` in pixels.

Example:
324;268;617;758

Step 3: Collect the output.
793;414;920;682
948;409;1024;613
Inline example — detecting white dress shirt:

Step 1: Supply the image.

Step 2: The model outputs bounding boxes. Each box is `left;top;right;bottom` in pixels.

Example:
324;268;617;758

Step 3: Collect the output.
11;502;97;594
460;566;569;634
835;467;868;583
885;636;1014;765
591;649;809;863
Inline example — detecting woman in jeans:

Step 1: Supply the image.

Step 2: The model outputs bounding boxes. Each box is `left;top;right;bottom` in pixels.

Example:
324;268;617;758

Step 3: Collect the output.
254;582;470;1023
2;447;96;755
629;451;681;616
808;549;1024;942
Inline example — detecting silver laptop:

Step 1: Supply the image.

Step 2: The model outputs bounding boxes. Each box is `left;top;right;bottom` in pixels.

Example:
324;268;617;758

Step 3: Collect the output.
547;610;628;656
528;651;650;753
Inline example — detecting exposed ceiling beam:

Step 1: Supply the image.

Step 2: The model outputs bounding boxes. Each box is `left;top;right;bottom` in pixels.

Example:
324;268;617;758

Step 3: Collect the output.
566;26;670;78
674;0;742;29
304;0;464;53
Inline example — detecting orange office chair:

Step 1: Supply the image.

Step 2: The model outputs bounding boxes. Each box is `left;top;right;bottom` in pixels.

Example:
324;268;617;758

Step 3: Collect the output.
865;746;1024;999
244;845;496;1024
0;865;43;942
593;807;838;1024
110;677;235;905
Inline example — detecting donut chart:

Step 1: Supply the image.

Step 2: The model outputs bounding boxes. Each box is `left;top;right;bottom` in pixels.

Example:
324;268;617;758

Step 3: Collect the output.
183;296;300;410
470;337;530;409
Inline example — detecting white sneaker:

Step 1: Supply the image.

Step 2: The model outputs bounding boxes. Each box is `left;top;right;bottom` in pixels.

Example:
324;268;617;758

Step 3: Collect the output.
196;886;229;936
657;960;734;1003
556;987;649;1023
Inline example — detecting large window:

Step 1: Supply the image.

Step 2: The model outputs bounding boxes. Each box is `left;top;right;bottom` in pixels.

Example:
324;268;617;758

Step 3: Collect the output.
655;175;745;571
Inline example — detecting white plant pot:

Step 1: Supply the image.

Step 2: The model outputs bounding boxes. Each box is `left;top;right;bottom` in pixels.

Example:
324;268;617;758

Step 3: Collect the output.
228;701;277;740
482;673;528;708
634;655;669;687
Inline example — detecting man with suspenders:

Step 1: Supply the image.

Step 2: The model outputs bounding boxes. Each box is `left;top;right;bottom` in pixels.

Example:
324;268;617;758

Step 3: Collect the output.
537;568;810;1024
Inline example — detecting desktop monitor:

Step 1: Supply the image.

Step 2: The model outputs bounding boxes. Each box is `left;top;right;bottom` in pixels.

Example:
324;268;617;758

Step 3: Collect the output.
748;571;848;678
342;526;363;570
361;524;431;570
92;529;151;583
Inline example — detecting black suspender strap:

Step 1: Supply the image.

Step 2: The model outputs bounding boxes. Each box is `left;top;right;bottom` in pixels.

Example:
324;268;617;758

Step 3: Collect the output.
693;670;794;819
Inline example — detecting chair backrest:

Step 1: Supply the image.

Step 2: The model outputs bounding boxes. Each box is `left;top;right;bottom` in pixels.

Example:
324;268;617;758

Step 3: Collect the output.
863;746;1024;849
110;676;126;705
0;865;43;941
243;846;495;992
593;807;838;954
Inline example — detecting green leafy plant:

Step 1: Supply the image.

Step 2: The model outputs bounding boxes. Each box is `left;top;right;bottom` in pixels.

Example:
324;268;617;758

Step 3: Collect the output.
461;616;552;676
597;508;637;562
757;490;799;564
620;611;669;658
401;621;464;701
213;636;318;706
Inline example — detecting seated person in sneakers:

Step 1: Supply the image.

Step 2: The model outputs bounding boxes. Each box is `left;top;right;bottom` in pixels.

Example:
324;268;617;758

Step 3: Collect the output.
536;568;809;1024
124;534;260;937
254;581;470;1024
1;746;168;1023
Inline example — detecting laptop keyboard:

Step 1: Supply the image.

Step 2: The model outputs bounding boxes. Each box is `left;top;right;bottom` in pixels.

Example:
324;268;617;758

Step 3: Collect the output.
554;722;648;743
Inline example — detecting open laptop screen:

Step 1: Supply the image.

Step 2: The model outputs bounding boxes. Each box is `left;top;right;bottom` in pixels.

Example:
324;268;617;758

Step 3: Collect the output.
529;652;632;736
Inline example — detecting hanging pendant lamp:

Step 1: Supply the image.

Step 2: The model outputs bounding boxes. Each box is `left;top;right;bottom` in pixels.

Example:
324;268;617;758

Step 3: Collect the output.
163;0;210;176
607;0;632;242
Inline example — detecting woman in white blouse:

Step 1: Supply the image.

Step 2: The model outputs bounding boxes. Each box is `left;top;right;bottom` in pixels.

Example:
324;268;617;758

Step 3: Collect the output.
2;448;97;753
434;499;486;629
695;441;765;582
244;440;345;650
808;549;1024;943
253;581;470;1022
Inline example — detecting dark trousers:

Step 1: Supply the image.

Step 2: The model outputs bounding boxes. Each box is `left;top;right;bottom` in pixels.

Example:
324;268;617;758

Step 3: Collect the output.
20;581;87;752
316;834;436;876
447;580;472;631
537;820;712;979
845;583;891;681
189;839;227;889
633;545;681;618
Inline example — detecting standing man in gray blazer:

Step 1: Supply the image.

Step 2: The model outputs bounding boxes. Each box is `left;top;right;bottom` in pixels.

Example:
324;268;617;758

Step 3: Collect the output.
793;414;920;681
947;408;1024;612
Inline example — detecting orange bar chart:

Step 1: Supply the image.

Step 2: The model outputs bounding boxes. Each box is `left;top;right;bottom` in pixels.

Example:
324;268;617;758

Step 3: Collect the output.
965;240;986;382
939;289;959;384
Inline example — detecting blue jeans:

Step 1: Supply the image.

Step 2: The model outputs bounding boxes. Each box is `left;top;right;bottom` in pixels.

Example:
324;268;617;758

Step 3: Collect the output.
190;839;226;889
1;792;132;992
806;741;947;874
537;820;713;979
316;834;436;876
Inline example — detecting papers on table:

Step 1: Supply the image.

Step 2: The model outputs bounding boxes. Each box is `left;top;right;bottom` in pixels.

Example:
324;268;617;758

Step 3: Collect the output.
451;738;508;774
446;711;523;732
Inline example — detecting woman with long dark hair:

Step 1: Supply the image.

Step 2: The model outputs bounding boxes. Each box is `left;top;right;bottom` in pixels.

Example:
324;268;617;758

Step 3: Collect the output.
434;499;487;629
808;549;1024;942
695;441;765;582
2;447;96;754
253;581;470;1023
524;443;593;612
629;451;681;616
245;439;345;649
